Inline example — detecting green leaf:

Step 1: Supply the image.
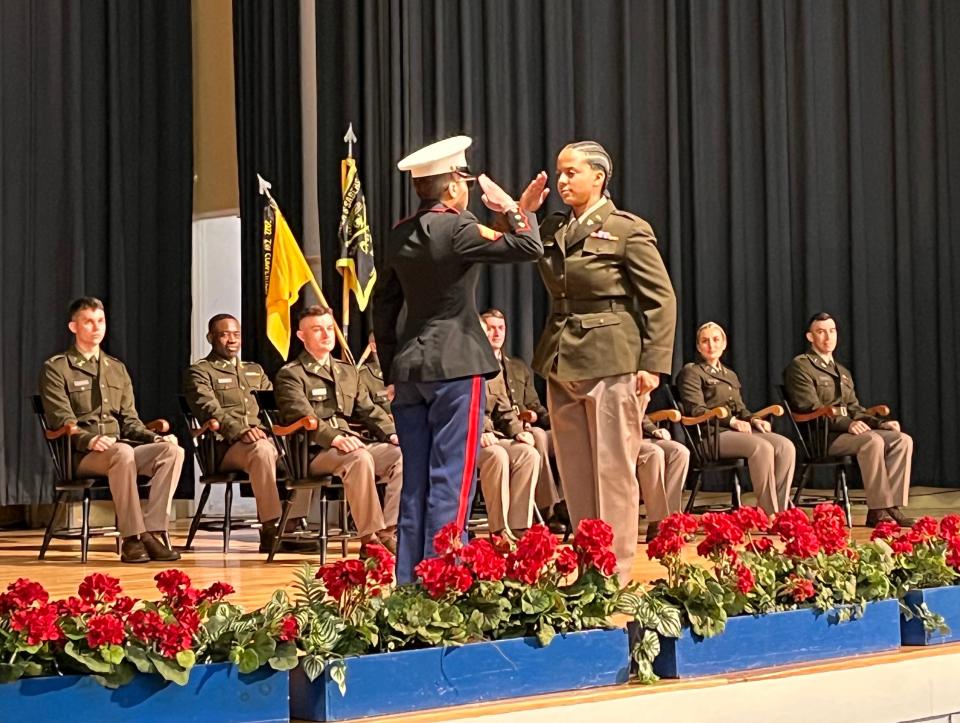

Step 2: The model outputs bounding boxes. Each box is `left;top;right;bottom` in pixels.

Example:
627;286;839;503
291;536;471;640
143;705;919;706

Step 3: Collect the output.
329;659;347;696
237;648;260;674
656;606;682;639
92;662;136;689
639;629;661;660
124;645;154;674
176;650;196;669
301;653;326;682
64;641;113;673
536;624;556;647
100;644;125;666
149;653;190;687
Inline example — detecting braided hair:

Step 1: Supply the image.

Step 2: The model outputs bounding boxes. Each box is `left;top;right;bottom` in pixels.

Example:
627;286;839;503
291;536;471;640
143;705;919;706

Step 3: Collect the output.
562;140;613;198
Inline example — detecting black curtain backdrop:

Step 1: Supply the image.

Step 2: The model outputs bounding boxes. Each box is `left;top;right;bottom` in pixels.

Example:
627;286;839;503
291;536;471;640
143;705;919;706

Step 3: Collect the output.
234;0;303;376
0;0;194;505
234;0;960;485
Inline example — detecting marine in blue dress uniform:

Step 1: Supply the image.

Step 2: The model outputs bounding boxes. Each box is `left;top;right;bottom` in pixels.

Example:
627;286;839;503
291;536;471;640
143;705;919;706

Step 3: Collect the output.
373;136;545;582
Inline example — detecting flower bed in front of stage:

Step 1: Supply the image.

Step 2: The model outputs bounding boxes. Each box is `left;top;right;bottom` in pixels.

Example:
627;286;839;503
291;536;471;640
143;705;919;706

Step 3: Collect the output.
634;505;960;678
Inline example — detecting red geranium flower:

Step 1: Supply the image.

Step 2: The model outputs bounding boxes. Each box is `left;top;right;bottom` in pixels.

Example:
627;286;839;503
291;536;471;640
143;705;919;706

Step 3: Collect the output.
812;504;849;554
460;538;507;581
573;519;614;551
554;546;579;576
745;537;774;554
946;538;960;570
647;532;687;560
697;512;745;557
433;522;463;557
940;514;960;539
0;578;49;614
78;573;122;604
9;603;62;646
58;596;94;617
128;609;165;642
785;574;816;603
176;607;202;635
657;512;699;538
278;615;299;642
154;569;192;598
318;559;367;601
735;564;755;594
890;535;915;555
85;613;125;648
912;516;939;542
111;596;137;616
156;622;194;658
200;582;235;603
870;520;901;541
732;507;770;534
363;544;396;586
579;546;617;576
414;557;473;598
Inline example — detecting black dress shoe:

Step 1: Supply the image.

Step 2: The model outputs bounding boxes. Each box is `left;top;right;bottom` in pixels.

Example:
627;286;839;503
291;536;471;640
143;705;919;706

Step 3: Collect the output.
121;537;150;563
865;507;916;528
645;521;660;543
141;532;182;561
258;523;320;553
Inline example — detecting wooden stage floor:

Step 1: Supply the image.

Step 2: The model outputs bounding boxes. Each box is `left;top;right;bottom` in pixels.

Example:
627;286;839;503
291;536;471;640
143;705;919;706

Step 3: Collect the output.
0;486;958;722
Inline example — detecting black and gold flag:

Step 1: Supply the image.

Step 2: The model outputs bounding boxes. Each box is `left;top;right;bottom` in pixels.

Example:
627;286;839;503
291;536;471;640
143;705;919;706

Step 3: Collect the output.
336;157;376;310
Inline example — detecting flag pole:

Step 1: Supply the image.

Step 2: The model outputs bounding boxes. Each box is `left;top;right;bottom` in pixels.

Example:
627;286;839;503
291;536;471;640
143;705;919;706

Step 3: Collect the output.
340;123;358;361
258;173;355;365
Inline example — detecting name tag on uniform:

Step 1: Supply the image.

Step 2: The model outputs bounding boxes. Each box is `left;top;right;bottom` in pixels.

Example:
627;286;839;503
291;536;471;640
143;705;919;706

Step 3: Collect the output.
217;377;232;384
73;379;90;388
311;387;328;398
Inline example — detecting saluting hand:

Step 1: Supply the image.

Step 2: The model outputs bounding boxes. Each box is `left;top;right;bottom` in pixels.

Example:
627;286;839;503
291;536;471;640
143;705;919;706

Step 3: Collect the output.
519;171;550;213
478;174;518;214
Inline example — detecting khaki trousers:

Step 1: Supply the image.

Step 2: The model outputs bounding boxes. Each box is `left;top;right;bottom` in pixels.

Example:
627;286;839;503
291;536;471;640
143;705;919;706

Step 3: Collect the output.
829;429;913;509
717;430;796;513
76;442;184;537
308;442;403;536
637;438;690;521
528;426;561;510
548;373;645;581
477;439;539;534
219;438;281;522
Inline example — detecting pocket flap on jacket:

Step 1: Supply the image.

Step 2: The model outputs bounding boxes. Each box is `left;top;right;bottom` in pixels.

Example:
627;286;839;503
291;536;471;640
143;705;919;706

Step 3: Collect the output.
583;238;619;255
580;314;622;330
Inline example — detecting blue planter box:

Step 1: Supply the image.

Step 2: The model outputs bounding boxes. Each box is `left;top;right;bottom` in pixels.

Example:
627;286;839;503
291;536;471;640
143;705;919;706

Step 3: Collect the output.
902;585;960;645
652;598;901;678
290;628;629;721
0;662;288;722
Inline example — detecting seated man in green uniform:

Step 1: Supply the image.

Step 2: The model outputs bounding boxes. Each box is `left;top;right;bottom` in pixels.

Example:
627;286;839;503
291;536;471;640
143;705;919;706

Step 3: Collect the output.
39;296;183;563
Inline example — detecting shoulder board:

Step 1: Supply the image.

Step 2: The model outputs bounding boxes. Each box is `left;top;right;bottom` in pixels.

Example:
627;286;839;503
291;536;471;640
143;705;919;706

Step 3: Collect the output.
101;352;123;366
611;209;644;223
45;354;66;365
280;361;299;370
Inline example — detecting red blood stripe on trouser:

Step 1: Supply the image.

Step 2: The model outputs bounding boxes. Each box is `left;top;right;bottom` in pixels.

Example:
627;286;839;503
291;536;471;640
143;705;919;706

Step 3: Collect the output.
455;376;483;530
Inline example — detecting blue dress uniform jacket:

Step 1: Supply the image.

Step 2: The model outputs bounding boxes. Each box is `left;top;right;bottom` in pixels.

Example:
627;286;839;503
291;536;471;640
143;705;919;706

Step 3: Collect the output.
373;200;543;584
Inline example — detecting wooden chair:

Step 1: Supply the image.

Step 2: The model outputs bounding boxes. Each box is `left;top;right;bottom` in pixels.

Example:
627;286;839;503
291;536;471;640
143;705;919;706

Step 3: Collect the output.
32;395;169;562
778;385;890;526
253;390;351;563
177;395;261;553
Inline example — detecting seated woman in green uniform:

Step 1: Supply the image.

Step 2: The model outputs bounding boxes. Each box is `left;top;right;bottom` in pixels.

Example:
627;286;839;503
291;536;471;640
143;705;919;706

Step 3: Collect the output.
677;322;796;514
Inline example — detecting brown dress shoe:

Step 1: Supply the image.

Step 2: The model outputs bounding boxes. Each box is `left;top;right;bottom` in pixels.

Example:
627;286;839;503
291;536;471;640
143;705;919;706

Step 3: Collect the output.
120;536;150;563
375;533;397;555
645;521;661;543
141;532;182;561
866;507;916;528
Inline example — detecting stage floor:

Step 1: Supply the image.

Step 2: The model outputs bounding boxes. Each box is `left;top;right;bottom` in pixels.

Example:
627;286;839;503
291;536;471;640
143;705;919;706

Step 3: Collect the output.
1;486;958;723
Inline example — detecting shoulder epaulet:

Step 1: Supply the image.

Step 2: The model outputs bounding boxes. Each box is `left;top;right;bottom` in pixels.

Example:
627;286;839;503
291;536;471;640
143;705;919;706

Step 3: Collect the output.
45;353;66;365
280;361;298;371
102;351;123;365
611;209;644;223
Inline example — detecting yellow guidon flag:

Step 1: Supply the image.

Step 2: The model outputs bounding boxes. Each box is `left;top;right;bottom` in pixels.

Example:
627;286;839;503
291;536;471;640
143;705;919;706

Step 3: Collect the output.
336;157;376;310
262;199;317;360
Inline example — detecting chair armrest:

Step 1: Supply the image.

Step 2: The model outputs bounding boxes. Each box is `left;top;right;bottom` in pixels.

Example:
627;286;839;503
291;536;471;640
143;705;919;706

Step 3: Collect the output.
792;406;837;423
45;422;80;441
751;404;784;420
146;419;170;434
273;416;319;436
681;407;729;425
191;418;221;439
647;409;681;424
865;404;890;418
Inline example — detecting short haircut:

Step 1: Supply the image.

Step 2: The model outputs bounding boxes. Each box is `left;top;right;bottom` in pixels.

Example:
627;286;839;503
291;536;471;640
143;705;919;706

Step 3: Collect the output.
68;296;104;320
412;172;456;202
562;140;614;196
696;321;727;344
207;313;239;334
807;312;835;329
298;305;335;323
480;308;505;323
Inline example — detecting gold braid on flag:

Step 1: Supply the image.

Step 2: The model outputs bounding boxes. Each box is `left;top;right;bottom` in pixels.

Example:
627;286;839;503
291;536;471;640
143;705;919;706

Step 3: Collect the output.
336;157;377;311
263;201;317;360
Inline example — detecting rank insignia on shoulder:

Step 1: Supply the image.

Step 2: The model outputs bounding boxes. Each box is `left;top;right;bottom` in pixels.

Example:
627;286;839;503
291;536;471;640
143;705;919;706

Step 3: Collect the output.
477;224;503;242
589;230;619;241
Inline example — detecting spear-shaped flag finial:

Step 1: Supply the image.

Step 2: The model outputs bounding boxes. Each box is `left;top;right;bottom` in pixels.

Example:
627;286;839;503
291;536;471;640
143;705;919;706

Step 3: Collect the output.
343;123;358;158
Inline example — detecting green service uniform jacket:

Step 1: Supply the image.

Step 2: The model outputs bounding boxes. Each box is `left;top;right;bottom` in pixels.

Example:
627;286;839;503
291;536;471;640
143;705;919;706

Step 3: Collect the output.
274;351;395;450
358;358;392;416
532;199;677;381
500;353;550;428
676;362;753;428
483;372;524;439
783;351;884;433
39;346;161;452
183;352;272;443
